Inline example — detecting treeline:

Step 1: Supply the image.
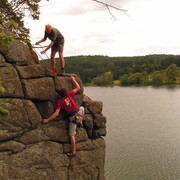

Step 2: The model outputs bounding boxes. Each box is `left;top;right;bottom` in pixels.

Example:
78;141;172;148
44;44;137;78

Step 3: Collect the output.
40;54;180;86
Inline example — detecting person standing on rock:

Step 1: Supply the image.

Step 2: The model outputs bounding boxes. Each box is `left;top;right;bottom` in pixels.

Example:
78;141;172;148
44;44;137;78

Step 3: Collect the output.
35;24;65;75
42;75;84;157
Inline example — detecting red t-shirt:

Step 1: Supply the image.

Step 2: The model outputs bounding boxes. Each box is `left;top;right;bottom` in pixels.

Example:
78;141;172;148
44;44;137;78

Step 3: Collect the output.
56;90;78;114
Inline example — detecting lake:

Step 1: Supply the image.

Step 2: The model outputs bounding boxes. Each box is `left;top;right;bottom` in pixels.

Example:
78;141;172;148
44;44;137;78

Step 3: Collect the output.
84;86;180;180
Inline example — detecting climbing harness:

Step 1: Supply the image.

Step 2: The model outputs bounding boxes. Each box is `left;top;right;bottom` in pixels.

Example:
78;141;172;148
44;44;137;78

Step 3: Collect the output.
69;114;82;127
68;108;83;127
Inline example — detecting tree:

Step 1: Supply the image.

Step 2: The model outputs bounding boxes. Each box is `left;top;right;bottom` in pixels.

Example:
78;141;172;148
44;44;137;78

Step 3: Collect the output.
0;0;48;42
119;74;129;85
104;71;113;85
165;64;178;84
128;72;142;85
92;76;106;86
92;71;113;86
141;71;149;85
126;72;149;85
150;71;164;86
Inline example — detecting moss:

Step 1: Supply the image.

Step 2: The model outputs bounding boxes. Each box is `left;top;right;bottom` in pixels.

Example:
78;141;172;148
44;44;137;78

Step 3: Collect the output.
0;107;9;116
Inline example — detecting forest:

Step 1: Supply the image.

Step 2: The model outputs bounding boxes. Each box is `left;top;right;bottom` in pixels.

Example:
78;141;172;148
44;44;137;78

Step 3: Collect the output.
40;54;180;86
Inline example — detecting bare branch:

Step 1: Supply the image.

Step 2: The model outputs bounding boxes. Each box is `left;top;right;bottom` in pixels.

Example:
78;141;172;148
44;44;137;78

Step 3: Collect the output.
106;5;117;22
92;0;129;18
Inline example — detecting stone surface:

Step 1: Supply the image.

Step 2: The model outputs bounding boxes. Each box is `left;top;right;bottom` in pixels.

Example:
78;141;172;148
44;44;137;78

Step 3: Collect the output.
0;38;106;180
0;66;24;98
21;77;58;100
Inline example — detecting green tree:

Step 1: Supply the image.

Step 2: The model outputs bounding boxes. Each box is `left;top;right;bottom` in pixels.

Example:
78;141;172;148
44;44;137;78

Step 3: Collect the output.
119;74;129;85
128;72;142;85
165;64;178;84
92;76;106;86
0;0;48;42
150;71;164;86
112;66;120;80
92;71;113;86
126;72;149;85
140;71;149;85
177;69;180;84
104;72;113;85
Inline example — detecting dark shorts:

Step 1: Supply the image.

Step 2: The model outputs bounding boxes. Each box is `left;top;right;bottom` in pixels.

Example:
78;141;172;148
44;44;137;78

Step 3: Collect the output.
52;43;64;52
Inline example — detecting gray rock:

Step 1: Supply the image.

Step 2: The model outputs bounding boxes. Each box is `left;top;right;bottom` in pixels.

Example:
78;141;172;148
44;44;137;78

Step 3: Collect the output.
0;66;24;98
0;38;106;180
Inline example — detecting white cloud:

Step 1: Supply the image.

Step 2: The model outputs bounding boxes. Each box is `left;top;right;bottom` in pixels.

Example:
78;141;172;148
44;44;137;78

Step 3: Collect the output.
26;0;180;58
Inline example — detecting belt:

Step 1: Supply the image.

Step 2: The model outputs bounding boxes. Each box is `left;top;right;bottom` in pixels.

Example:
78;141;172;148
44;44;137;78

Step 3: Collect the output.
68;108;79;117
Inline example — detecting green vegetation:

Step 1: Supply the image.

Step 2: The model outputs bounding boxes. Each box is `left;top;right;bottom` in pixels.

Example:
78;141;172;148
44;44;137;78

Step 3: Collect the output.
0;81;9;116
0;0;48;45
41;54;180;86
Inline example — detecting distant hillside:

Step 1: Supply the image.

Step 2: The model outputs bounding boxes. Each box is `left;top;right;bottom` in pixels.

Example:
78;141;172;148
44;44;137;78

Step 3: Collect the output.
40;54;180;86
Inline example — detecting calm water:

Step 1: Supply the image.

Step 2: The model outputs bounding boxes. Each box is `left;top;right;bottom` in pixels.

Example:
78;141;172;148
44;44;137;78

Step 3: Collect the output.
84;86;180;180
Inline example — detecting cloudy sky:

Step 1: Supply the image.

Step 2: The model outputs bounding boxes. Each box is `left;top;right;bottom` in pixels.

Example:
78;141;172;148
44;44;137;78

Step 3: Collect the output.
26;0;180;58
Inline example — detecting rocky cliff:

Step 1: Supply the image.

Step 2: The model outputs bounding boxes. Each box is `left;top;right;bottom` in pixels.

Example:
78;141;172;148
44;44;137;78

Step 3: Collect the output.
0;38;106;180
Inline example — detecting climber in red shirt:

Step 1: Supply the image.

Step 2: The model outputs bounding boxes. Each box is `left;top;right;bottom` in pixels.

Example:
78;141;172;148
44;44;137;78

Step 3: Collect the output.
42;75;84;157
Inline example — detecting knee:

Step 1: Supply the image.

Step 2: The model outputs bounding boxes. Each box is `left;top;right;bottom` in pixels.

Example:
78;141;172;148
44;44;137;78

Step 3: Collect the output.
79;106;84;111
59;50;63;55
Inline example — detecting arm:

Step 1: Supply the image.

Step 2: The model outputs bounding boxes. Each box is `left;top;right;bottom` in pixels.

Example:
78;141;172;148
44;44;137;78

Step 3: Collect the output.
35;38;46;45
42;108;60;124
70;76;80;94
41;41;54;54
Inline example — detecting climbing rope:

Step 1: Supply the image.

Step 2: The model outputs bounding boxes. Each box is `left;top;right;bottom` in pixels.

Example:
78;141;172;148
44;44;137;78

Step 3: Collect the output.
32;44;49;60
32;44;63;78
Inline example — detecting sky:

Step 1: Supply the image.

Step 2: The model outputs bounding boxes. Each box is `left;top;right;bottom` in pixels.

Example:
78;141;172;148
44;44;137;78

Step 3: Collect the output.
25;0;180;58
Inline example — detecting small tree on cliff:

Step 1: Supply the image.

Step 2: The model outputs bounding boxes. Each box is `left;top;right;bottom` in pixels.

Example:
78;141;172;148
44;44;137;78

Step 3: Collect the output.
0;0;49;44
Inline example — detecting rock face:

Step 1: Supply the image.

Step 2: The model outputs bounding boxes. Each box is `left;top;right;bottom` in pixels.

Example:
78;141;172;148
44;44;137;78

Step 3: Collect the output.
0;39;106;179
